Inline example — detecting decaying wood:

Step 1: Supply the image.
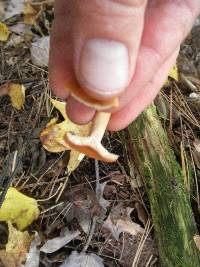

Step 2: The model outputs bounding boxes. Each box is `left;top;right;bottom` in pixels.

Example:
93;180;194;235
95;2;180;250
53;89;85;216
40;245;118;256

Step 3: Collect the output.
126;105;200;267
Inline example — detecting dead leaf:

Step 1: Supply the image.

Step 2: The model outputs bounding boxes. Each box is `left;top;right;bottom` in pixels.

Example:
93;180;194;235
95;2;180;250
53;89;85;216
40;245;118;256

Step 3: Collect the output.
40;228;80;254
60;187;103;234
6;34;24;47
134;202;149;226
68;151;85;173
60;251;104;267
194;235;200;251
0;187;40;230
4;0;24;20
21;232;41;267
0;21;10;41
30;36;50;67
194;139;200;153
23;3;40;25
8;83;25;110
0;250;16;267
103;203;144;240
0;82;25;110
0;222;33;267
0;2;5;19
40;99;91;172
10;23;32;36
100;233;156;267
168;64;178;81
165;64;179;85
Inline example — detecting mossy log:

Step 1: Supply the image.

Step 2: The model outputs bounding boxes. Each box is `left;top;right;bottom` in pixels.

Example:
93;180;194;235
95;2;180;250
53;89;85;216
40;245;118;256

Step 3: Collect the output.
127;105;200;267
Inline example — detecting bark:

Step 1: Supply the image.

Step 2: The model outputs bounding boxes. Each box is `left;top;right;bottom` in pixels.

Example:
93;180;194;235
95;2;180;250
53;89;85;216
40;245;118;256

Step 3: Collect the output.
126;104;200;267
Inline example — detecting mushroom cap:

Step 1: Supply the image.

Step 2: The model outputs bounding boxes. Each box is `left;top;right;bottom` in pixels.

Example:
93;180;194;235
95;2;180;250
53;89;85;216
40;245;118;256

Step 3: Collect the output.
64;132;118;163
65;81;119;110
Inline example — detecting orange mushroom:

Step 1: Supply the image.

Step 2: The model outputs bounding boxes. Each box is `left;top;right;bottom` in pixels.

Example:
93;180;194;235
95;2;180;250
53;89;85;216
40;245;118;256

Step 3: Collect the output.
63;82;119;162
66;81;119;110
63;112;118;162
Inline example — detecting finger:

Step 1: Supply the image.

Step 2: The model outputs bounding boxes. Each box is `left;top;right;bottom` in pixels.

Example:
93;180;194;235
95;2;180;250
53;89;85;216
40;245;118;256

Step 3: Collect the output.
108;46;180;131
49;0;147;101
49;1;73;99
73;0;147;100
60;0;199;116
113;0;200;112
66;95;96;124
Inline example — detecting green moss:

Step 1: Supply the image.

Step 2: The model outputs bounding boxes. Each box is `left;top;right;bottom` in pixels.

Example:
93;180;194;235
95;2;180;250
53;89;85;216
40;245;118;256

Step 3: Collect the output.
128;105;200;267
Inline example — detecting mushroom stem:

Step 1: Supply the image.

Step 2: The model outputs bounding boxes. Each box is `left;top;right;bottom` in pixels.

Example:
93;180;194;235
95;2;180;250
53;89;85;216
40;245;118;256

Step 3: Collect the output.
90;112;111;141
64;111;118;162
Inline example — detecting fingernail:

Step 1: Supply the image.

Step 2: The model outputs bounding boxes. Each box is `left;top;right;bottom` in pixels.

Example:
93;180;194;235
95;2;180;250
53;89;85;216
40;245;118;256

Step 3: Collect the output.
78;38;129;98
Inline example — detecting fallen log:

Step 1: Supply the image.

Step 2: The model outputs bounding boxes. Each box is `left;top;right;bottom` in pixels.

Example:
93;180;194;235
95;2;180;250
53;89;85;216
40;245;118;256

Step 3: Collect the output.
126;104;200;267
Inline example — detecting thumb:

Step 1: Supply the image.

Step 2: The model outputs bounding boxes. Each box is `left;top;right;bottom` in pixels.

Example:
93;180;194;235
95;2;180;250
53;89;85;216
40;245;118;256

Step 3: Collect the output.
50;0;147;101
73;0;147;100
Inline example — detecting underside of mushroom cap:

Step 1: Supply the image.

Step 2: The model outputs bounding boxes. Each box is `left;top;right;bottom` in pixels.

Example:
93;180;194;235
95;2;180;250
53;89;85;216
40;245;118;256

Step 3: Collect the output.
64;132;118;163
65;81;119;110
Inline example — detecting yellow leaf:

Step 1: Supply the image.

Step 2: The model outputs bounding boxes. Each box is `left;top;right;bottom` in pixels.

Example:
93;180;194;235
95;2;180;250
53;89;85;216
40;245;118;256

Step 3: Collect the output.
168;64;178;81
23;3;39;25
51;98;68;120
40;99;91;172
8;83;25;110
0;222;32;267
0;21;10;42
68;150;85;173
165;64;179;85
0;187;40;230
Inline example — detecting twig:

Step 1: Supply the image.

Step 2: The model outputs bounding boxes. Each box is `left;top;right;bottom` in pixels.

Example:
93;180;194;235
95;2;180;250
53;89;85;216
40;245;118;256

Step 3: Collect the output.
37;183;63;202
55;173;70;203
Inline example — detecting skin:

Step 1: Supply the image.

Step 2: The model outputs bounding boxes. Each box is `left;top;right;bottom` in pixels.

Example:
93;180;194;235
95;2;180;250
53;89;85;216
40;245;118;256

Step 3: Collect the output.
50;0;200;131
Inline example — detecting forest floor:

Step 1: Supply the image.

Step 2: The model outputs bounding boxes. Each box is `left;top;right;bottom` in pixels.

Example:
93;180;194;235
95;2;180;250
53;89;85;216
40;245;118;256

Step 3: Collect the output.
0;2;200;267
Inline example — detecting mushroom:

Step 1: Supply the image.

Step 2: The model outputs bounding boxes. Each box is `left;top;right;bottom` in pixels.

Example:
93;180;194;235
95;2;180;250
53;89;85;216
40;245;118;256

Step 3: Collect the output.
64;112;118;162
63;81;119;162
65;81;119;110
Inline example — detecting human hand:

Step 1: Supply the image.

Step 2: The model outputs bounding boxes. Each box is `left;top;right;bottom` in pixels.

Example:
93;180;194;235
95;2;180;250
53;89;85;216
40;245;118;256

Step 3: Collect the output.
49;0;200;131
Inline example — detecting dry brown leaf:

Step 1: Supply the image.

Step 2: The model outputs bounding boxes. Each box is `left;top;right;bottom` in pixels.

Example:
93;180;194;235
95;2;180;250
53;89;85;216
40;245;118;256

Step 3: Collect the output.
103;203;144;240
23;3;40;25
31;36;50;67
0;21;10;42
193;139;200;153
60;251;104;267
194;235;200;251
134;202;149;226
62;186;103;233
4;0;24;20
40;228;80;254
0;222;33;267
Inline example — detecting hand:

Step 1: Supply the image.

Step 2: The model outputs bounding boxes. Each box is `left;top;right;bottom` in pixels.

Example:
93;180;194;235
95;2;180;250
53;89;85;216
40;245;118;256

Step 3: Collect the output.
49;0;200;131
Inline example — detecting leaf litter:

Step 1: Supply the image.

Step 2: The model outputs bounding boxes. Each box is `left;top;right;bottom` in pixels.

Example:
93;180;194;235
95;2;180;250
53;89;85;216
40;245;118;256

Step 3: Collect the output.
0;222;33;267
0;3;199;267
